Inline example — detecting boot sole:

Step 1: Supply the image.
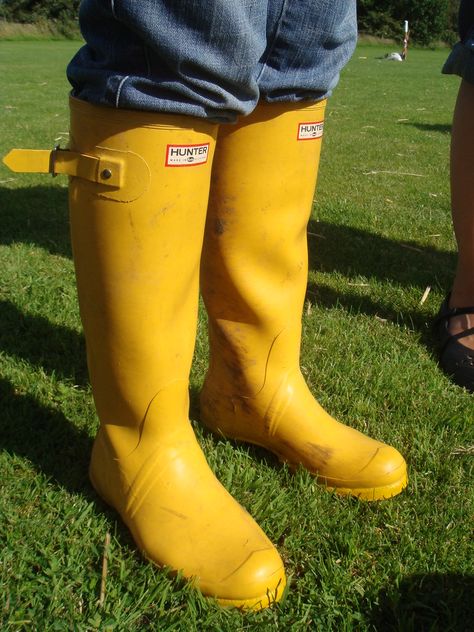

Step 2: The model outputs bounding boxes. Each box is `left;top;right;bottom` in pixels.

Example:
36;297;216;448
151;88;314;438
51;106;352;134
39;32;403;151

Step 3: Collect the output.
324;472;408;501
215;576;286;610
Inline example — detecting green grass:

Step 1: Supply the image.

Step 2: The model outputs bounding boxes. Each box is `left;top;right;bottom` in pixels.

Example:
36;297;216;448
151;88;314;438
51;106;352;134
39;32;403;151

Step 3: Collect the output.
1;41;473;631
0;20;81;41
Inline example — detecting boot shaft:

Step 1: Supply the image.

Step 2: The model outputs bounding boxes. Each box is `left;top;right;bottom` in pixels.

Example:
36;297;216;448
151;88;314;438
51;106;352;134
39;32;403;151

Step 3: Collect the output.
68;98;218;430
202;101;326;393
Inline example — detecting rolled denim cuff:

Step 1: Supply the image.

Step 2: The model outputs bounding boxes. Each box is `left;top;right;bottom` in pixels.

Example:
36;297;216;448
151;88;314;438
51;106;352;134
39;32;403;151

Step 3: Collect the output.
68;0;356;119
442;29;474;85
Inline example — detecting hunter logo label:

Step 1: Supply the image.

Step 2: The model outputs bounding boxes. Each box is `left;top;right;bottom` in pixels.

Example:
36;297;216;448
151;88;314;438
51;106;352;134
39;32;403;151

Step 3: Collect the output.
166;143;210;167
297;121;324;140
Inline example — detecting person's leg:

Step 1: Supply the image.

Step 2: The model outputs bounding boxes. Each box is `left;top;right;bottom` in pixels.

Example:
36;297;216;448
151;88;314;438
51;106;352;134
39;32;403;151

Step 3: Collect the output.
433;79;474;392
65;99;285;607
200;102;407;500
199;2;407;500
3;1;288;606
66;1;288;605
448;78;474;348
436;1;474;391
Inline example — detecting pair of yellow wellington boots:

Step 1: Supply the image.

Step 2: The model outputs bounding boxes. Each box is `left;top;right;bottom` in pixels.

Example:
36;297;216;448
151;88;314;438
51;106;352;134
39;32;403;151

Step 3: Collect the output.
3;97;407;609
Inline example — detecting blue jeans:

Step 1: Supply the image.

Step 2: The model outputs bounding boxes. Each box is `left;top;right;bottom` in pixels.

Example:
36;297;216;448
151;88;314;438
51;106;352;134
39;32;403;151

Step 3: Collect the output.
67;0;357;122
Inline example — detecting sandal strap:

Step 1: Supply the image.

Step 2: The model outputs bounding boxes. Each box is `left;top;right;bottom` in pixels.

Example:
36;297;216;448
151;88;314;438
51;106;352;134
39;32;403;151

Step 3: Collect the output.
445;305;474;317
433;302;474;327
439;326;474;354
434;293;474;354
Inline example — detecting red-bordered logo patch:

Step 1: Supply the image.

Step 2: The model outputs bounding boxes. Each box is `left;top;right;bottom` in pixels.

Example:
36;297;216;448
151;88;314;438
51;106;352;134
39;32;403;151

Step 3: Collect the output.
165;143;210;167
297;121;324;141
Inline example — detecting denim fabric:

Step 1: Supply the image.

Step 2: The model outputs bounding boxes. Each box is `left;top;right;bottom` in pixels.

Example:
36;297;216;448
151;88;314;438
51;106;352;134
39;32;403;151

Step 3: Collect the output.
67;0;357;122
442;0;474;86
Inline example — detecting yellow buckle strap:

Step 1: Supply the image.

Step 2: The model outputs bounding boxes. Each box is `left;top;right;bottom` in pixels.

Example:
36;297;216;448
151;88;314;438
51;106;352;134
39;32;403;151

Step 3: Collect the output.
3;146;150;202
2;148;123;188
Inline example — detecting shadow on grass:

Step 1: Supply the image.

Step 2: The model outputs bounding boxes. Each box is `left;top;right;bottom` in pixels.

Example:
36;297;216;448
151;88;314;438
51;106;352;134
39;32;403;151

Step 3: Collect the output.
369;572;474;632
0;376;138;553
0;185;455;294
0;299;88;386
0;187;457;382
307;219;456;343
0;377;92;493
0;185;70;257
403;122;452;134
308;219;455;290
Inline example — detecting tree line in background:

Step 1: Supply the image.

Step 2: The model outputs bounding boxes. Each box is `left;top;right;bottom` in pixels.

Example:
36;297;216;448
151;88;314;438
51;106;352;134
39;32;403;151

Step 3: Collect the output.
358;0;460;45
0;0;80;37
0;0;462;45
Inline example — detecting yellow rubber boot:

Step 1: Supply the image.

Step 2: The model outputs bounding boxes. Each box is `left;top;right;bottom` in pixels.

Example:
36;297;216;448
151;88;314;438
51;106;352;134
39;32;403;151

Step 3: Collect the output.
200;101;408;501
3;98;286;608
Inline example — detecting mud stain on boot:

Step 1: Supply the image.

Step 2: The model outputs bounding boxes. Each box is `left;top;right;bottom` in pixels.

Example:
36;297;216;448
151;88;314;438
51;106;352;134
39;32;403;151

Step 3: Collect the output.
277;438;333;470
214;218;226;235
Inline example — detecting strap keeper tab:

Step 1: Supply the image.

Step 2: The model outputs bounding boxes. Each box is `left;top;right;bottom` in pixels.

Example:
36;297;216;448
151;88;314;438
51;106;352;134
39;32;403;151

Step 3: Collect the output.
51;148;123;187
2;147;123;188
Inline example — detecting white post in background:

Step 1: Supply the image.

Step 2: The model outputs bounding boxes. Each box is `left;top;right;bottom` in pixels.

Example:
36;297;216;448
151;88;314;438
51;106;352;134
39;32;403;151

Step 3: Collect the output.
402;20;409;60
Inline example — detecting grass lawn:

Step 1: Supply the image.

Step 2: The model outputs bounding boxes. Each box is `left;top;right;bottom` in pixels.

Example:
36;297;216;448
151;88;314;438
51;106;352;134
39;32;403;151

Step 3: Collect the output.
0;41;473;631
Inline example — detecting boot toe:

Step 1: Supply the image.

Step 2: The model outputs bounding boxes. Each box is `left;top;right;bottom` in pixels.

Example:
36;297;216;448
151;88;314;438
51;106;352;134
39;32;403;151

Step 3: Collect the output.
326;444;408;501
207;546;287;610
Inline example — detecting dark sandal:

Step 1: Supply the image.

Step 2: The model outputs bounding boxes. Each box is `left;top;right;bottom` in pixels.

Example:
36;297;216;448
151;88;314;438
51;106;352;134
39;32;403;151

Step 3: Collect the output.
433;294;474;392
